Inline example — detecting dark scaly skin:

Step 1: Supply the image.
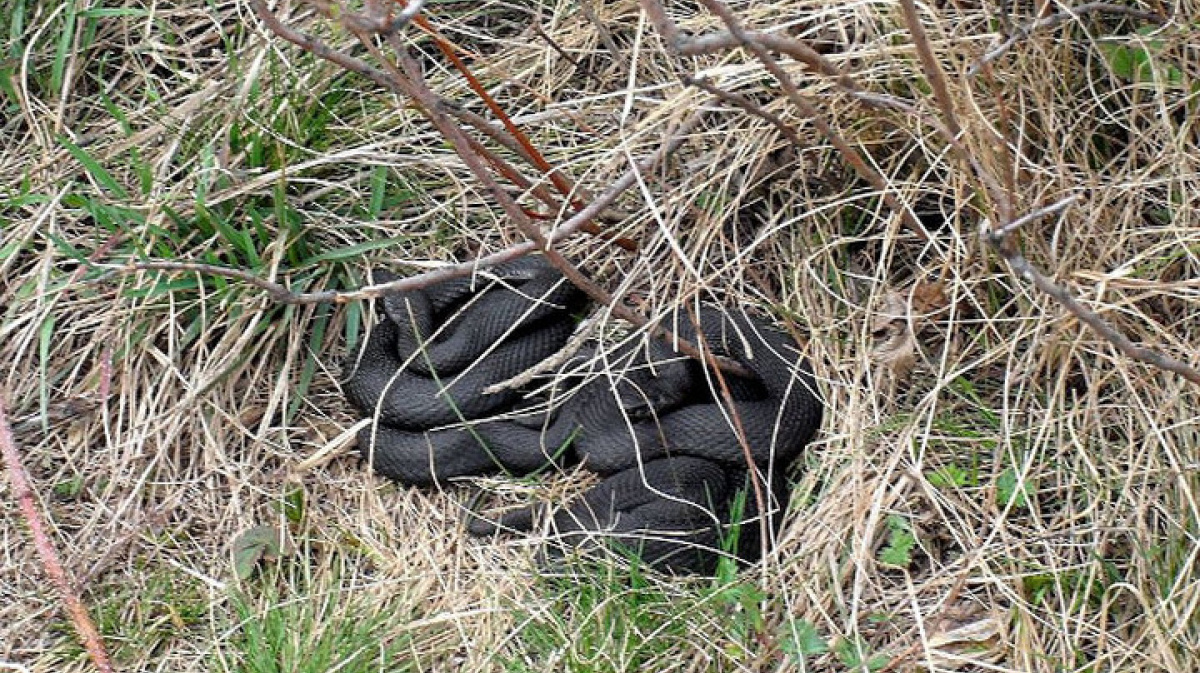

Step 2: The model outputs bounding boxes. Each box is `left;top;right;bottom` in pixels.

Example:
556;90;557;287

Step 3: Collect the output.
465;308;819;572
343;261;823;573
380;257;578;376
344;256;587;483
572;307;823;474
343;317;576;429
358;404;578;485
467;457;791;574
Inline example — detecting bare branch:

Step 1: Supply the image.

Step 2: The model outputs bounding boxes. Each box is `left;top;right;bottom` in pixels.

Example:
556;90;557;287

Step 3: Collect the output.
250;0;623;245
969;2;1167;76
897;0;963;139
251;1;391;89
382;37;755;377
109;248;541;304
680;0;932;241
308;0;424;35
232;4;753;376
896;0;1014;221
387;0;426;34
1;398;116;673
681;75;804;149
983;203;1200;386
989;193;1079;239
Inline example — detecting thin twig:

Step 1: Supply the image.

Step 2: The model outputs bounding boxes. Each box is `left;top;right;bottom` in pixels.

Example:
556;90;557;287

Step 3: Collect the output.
681;75;804;149
641;0;987;197
0;398;116;673
682;0;933;241
110;249;539;304
387;0;425;34
250;0;622;245
969;2;1167;75
252;0;752;375
991;193;1079;238
898;0;963;139
895;0;1013;221
685;306;769;563
405;8;588;209
983;203;1200;386
384;36;755;378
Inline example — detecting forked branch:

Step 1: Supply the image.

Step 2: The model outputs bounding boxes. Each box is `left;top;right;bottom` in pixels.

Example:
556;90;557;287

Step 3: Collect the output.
983;197;1200;386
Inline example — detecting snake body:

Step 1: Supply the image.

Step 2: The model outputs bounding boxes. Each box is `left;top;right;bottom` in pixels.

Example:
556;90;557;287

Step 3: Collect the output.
343;257;823;572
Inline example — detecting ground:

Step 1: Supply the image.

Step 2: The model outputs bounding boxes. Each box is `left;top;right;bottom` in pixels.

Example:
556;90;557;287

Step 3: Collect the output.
2;0;1199;671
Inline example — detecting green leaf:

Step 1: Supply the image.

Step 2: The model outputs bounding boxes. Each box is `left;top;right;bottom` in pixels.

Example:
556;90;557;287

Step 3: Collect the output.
78;7;149;17
878;514;916;569
0;236;23;261
38;313;56;430
57;136;129;199
368;164;387;218
231;525;290;580
997;467;1031;509
781;618;829;662
54;476;85;499
51;0;79;94
5;0;27;59
281;487;306;524
834;637;891;672
928;463;970;488
301;236;412;265
287;303;329;423
1098;36;1186;87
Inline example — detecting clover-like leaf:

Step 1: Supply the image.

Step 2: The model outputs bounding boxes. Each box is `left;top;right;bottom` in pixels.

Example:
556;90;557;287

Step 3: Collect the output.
231;525;291;580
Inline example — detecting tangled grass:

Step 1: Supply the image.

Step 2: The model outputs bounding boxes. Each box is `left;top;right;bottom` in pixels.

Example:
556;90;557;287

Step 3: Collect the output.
2;0;1198;671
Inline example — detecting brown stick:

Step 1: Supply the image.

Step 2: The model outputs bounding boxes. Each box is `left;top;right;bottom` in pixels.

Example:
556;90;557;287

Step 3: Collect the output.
248;0;755;376
249;0;626;246
685;0;932;241
969;2;1167;75
381;37;755;378
894;0;1013;221
897;0;963;139
983;197;1200;386
0;398;116;672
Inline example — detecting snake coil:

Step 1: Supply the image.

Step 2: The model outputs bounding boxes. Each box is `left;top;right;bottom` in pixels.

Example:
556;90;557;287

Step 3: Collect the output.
343;256;823;573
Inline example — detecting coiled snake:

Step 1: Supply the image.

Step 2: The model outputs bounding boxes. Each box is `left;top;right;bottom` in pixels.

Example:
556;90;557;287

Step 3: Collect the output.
343;257;823;573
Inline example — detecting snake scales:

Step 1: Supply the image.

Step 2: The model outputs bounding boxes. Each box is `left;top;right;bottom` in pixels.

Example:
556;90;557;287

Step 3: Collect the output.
343;256;823;573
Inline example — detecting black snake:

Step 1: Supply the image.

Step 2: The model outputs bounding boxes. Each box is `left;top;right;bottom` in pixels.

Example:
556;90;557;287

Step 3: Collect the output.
343;256;823;573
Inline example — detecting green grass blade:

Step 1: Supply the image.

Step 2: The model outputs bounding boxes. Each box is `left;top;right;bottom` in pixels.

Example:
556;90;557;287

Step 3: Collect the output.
57;136;129;199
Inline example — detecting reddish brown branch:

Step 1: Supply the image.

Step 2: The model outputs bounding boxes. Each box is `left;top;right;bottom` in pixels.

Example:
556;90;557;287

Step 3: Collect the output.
251;0;630;248
380;38;755;378
250;0;750;375
407;12;584;205
0;398;116;672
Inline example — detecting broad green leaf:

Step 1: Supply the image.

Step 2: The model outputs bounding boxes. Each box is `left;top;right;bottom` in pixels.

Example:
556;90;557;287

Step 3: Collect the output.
231;525;290;580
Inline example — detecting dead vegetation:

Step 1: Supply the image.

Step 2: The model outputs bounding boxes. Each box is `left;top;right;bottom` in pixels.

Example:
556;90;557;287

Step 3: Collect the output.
2;0;1199;671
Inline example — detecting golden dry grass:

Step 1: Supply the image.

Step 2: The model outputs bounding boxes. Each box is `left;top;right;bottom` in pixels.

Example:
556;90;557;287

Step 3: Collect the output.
2;0;1199;671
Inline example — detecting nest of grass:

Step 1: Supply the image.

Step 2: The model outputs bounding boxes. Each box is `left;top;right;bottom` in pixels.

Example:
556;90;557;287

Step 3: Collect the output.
2;0;1198;671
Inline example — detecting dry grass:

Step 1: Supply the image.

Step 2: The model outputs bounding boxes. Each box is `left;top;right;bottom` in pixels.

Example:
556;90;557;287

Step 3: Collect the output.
2;0;1199;671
